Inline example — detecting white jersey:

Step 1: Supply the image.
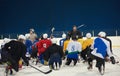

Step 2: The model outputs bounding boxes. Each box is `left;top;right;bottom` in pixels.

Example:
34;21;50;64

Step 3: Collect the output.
67;40;82;53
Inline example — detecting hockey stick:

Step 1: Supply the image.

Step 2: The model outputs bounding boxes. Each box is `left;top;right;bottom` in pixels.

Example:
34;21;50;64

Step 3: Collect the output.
50;27;55;38
29;64;52;74
77;24;85;29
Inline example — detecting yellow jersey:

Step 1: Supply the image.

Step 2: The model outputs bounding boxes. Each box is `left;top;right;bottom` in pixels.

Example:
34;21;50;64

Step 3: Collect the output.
77;38;84;45
82;38;94;50
63;40;71;52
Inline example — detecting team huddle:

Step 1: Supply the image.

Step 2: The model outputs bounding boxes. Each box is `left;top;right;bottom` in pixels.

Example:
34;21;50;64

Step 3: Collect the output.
0;26;116;75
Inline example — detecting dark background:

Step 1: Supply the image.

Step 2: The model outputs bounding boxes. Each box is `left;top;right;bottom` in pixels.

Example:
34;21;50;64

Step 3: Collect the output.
0;0;120;38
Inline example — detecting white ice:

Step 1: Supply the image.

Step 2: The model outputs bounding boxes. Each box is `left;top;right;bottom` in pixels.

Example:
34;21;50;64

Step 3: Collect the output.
0;37;120;76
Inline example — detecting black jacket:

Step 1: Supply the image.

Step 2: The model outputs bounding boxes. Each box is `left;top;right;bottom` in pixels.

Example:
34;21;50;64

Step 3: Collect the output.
44;44;64;61
68;30;82;38
3;40;29;71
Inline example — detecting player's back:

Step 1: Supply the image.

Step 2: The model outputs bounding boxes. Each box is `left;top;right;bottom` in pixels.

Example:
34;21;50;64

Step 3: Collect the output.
82;38;94;50
67;41;82;53
37;39;52;54
77;38;84;45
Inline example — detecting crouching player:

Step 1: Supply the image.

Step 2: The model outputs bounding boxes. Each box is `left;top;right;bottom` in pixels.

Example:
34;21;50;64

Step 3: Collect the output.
36;33;52;64
65;36;82;66
90;32;115;75
1;35;29;75
44;38;64;70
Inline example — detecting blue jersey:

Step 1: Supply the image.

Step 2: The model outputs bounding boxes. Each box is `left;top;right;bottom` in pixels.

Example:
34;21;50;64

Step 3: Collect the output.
91;37;112;59
94;38;107;57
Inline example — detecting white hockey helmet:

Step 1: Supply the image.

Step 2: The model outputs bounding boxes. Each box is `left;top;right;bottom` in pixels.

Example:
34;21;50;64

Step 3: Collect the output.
98;31;106;37
25;33;30;39
43;33;48;39
30;28;35;32
18;35;26;40
51;38;57;44
86;33;92;39
62;33;66;39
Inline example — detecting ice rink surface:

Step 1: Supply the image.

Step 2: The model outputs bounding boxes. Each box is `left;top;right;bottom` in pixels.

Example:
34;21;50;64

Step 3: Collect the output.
0;47;120;76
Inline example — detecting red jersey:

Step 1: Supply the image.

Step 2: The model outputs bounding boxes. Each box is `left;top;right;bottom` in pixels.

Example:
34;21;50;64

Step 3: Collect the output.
36;39;52;55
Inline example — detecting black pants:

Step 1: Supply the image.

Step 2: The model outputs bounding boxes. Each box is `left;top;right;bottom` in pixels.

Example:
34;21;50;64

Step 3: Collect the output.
96;57;105;68
81;47;92;61
49;53;62;69
31;50;38;58
81;50;88;61
66;58;77;66
1;50;19;72
88;55;105;69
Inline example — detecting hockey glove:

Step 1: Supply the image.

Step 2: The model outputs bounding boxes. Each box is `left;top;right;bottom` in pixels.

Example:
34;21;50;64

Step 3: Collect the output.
110;56;115;64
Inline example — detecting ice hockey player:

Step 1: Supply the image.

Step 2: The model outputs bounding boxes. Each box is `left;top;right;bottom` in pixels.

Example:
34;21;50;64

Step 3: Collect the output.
81;33;93;63
65;36;82;66
25;34;33;57
31;39;39;60
44;38;64;70
59;33;66;47
68;25;82;39
90;31;115;75
29;28;37;43
1;35;29;75
36;33;52;64
98;32;115;62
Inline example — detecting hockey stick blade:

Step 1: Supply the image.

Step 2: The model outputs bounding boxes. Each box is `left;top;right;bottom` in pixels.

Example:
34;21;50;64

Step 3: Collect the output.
29;65;52;74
